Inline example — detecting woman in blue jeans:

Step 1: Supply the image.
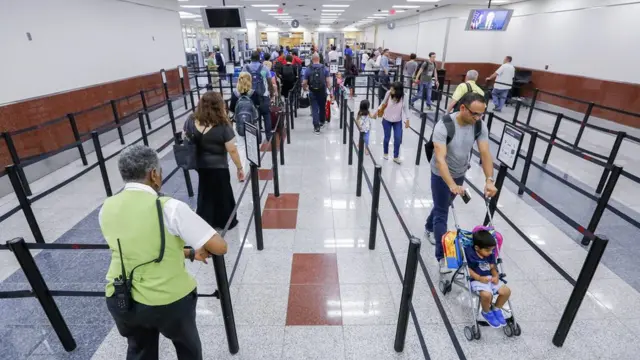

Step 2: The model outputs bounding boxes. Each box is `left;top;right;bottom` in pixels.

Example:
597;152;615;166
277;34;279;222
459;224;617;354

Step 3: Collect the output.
377;82;410;164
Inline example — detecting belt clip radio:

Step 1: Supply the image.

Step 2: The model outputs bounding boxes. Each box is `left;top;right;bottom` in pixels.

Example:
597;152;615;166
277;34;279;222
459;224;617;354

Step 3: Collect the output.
113;239;133;312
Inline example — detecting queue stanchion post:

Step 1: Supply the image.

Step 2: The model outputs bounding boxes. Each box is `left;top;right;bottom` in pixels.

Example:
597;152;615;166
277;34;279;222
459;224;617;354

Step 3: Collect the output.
444;80;451;110
366;75;370;101
553;235;608;347
67;113;88;166
486;112;494;133
206;67;212;87
160;69;170;102
189;88;196;112
434;86;443;124
285;97;291;144
420;82;426;114
408;78;413;106
174;132;194;197
543;113;564;164
91;131;113;197
518;131;538;195
139;90;152;129
348;110;355;165
250;164;264;250
394;236;421;352
138;112;149;146
6;166;44;244
339;94;344;130
415;113;427;166
356;131;365;197
279;125;285;166
110;100;126;145
179;66;188;110
228;74;234;95
595;131;625;194
342;103;348;145
582;165;622;245
218;73;224;94
6;238;76;351
512;99;521;125
369;165;382;250
484;163;508;226
167;100;177;135
271;128;280;198
526;88;539;126
2;132;32;196
194;74;201;98
211;254;240;354
574;102;594;148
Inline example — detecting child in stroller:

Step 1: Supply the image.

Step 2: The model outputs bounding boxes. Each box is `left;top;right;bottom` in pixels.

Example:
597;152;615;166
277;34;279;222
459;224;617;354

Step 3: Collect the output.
465;229;512;328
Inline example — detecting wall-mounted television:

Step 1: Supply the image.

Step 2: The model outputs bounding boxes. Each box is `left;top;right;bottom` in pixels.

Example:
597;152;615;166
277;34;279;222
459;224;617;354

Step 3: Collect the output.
200;7;246;29
465;9;514;31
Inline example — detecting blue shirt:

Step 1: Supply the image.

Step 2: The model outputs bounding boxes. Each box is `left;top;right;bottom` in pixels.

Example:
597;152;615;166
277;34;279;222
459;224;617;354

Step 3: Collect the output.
303;64;330;83
344;48;353;57
380;55;390;73
464;247;495;277
245;62;272;97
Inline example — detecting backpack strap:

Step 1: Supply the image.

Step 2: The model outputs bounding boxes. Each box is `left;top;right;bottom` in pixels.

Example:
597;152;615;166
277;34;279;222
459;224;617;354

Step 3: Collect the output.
473;119;483;141
465;82;472;93
443;115;455;145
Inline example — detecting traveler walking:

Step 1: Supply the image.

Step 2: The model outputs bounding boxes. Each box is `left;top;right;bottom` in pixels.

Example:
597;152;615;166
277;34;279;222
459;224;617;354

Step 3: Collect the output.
403;53;418;88
423;92;497;273
186;91;245;230
243;51;275;140
302;54;332;135
102;144;229;360
410;52;439;110
486;56;515;112
447;70;485;113
377;82;410;164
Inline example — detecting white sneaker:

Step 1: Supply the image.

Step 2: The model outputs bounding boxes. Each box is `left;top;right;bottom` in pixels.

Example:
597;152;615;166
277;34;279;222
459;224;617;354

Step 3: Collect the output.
393;158;402;164
439;259;452;274
424;230;435;245
383;154;389;160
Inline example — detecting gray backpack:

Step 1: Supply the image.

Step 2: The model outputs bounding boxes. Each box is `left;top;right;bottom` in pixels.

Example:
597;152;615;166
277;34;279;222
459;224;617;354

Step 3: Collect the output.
234;89;258;136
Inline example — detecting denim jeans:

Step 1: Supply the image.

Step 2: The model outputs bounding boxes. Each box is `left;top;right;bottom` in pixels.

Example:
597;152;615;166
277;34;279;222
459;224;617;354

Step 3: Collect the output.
492;89;509;111
410;81;433;106
259;96;272;141
425;173;465;260
309;91;327;129
382;119;403;158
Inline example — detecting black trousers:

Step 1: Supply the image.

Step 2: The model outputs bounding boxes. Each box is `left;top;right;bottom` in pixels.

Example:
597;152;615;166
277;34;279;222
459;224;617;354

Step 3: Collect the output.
106;290;202;360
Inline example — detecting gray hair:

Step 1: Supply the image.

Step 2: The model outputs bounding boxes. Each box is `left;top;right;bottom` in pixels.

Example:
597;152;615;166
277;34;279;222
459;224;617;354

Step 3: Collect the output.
312;53;320;61
118;144;160;182
466;70;479;81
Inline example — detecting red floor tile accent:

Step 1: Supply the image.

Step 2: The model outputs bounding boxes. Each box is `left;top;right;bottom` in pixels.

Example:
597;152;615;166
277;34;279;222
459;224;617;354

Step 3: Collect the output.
290;253;338;285
258;169;273;180
261;209;298;229
259;133;286;152
286;284;342;326
264;193;300;210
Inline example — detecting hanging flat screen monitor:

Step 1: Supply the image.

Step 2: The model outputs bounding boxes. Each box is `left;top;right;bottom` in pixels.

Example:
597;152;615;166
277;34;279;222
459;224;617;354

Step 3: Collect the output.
465;9;513;31
201;7;246;29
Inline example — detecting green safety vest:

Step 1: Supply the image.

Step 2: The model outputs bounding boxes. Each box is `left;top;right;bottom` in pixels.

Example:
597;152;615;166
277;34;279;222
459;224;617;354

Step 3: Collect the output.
101;190;196;306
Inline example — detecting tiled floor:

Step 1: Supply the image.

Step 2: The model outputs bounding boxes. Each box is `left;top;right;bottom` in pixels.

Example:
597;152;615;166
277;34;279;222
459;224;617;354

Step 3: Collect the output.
2;89;640;359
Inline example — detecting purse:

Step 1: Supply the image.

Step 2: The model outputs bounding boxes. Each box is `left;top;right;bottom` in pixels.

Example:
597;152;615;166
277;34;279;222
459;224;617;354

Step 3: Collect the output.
173;117;207;170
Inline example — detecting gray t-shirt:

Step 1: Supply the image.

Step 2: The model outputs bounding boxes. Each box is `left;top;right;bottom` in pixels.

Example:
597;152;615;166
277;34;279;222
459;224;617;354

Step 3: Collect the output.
430;112;489;179
419;61;436;82
404;60;418;78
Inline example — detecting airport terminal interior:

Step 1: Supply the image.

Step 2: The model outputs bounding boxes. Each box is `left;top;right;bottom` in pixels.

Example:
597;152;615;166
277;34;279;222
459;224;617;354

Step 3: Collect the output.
1;0;640;359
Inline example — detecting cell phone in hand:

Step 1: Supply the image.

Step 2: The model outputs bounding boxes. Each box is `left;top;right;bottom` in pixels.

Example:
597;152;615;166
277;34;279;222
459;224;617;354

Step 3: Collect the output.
461;188;471;204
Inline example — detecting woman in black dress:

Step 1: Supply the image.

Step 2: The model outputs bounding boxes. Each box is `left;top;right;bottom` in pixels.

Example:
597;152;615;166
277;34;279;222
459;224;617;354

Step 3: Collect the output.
186;91;245;230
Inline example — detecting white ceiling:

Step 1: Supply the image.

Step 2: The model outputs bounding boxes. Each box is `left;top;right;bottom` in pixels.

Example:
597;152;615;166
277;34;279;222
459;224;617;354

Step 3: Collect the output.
176;0;518;29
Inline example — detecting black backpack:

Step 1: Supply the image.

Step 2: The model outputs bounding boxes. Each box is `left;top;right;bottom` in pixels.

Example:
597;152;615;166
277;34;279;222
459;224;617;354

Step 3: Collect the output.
245;64;266;97
281;65;296;84
453;82;473;112
233;90;258;136
309;65;325;92
425;114;482;162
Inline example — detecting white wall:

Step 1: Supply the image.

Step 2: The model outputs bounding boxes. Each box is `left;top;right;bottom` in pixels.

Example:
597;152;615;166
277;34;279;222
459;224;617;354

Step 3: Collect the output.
0;0;185;105
493;0;640;83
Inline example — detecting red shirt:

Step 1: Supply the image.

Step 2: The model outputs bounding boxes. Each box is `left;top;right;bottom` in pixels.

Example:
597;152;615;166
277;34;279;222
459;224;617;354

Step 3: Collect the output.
292;56;303;66
277;56;287;65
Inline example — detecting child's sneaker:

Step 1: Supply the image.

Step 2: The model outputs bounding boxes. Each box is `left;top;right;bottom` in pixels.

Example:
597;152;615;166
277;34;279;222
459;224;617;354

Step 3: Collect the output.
383;154;389;160
492;308;507;326
481;311;502;328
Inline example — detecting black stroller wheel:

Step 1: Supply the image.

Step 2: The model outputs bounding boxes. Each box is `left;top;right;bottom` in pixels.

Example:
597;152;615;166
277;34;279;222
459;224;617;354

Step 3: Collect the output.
439;280;447;294
464;326;474;341
473;325;481;340
514;323;522;336
503;323;514;337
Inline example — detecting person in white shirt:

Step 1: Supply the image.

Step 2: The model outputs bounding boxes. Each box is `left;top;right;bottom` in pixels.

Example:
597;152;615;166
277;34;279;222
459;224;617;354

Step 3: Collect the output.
328;45;339;64
360;52;369;71
486;56;515;112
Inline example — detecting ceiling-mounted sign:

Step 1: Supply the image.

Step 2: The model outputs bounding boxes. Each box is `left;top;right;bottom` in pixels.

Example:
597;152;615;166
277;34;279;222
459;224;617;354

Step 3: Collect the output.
387;22;396;30
291;19;299;28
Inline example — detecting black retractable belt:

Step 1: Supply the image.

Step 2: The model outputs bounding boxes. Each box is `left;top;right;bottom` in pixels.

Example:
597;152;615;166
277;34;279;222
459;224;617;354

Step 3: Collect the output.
112;197;166;313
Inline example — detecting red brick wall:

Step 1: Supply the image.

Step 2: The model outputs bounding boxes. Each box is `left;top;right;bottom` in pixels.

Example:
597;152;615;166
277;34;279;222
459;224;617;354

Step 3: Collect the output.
0;68;190;167
389;52;640;127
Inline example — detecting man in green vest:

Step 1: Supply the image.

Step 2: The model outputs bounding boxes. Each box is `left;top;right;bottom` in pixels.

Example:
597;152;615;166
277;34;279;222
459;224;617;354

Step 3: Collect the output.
101;144;228;360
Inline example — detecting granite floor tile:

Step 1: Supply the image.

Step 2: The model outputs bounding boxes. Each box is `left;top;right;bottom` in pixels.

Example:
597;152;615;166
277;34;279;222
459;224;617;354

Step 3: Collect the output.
261;209;298;229
290;253;339;285
286;284;342;326
282;326;345;360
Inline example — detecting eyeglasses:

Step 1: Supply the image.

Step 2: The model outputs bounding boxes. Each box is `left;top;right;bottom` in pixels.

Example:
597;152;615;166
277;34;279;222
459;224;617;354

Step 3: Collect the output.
463;106;484;119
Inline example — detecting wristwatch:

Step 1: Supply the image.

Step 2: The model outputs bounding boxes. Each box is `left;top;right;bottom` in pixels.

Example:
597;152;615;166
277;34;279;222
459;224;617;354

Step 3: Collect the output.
486;177;495;183
188;248;195;262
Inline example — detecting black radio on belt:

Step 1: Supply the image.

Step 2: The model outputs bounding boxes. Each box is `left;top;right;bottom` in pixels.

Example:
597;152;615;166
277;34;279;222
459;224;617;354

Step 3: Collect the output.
113;239;133;312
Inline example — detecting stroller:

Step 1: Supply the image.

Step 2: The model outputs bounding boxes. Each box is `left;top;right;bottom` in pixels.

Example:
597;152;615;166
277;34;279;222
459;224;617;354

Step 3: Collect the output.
439;199;522;341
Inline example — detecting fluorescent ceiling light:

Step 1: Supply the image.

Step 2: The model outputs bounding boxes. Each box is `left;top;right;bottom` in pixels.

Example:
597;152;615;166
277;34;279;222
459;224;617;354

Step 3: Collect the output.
246;19;253;21
371;14;389;17
378;10;389;13
323;4;349;7
178;0;189;2
180;5;207;8
392;5;420;8
262;9;277;12
321;14;339;17
366;16;379;19
271;13;290;16
251;4;279;7
406;0;439;2
317;27;332;31
322;9;345;12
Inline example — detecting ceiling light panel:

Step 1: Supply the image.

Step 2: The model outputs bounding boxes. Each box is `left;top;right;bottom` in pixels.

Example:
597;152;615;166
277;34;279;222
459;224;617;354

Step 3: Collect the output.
251;4;279;7
392;5;420;8
180;5;207;8
323;4;349;7
322;9;345;12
